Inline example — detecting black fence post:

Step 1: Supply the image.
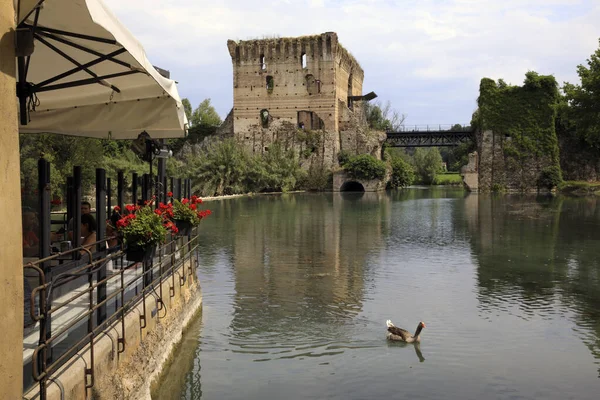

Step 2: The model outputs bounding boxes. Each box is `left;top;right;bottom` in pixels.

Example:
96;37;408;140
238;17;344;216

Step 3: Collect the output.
38;159;52;366
142;174;151;202
132;172;138;206
38;159;51;265
157;143;166;205
187;179;192;197
73;166;82;252
169;177;174;202
176;178;182;200
107;177;112;217
66;176;74;235
117;171;124;211
96;169;107;326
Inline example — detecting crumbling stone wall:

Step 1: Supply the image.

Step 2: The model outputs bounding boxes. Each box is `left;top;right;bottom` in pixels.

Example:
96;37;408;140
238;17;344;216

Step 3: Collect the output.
339;99;386;159
226;32;370;169
474;73;561;191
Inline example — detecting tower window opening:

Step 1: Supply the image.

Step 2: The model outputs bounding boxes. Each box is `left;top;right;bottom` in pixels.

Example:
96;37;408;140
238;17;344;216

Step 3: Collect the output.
260;54;266;70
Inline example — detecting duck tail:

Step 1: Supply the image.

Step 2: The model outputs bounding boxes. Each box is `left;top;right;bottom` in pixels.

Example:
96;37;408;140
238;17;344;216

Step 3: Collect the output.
386;319;395;328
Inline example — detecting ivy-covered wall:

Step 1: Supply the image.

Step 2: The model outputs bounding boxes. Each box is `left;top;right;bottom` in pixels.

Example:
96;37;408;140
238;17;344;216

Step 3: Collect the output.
475;72;562;191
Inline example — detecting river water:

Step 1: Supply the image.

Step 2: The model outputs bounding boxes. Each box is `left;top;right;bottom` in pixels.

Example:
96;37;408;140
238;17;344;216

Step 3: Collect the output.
153;188;600;400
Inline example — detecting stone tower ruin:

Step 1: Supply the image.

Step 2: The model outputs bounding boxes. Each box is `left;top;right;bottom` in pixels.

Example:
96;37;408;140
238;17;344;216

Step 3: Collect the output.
225;32;380;167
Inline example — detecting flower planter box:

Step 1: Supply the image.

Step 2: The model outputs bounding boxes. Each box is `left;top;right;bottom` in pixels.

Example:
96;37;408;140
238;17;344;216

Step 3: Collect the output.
126;245;156;262
174;219;193;236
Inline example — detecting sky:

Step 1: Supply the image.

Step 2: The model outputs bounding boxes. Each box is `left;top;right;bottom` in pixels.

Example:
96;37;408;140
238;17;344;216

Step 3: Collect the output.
104;0;600;125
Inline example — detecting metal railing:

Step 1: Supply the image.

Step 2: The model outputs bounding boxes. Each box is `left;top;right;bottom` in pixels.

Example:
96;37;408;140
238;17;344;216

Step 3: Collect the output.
387;124;473;133
23;228;199;399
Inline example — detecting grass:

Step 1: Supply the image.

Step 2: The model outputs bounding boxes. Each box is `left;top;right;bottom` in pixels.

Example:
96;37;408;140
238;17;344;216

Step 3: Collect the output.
558;181;600;195
433;172;463;186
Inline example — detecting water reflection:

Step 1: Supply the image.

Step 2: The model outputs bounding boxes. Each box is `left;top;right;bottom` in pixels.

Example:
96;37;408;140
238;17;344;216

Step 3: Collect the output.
228;193;391;359
152;311;203;400
158;189;600;399
465;194;600;376
386;341;426;362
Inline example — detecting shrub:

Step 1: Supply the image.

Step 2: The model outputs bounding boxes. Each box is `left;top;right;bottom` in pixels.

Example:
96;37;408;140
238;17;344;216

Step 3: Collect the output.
537;166;562;190
337;150;351;166
343;154;387;181
298;163;332;191
389;157;415;188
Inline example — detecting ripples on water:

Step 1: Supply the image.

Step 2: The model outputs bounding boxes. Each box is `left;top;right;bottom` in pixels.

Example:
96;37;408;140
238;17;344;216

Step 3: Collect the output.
154;191;600;400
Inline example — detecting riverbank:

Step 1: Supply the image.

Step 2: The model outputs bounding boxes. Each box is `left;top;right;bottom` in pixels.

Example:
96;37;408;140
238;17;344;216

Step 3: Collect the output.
200;191;306;202
558;181;600;196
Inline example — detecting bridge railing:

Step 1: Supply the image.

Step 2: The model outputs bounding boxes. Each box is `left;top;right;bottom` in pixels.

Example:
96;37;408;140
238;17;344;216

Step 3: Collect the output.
388;124;473;133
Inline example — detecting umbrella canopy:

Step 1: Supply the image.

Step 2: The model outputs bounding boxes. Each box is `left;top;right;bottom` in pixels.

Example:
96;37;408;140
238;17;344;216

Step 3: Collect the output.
16;0;188;139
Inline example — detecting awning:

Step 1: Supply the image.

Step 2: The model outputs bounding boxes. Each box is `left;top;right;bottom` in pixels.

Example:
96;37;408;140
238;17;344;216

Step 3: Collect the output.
16;0;188;139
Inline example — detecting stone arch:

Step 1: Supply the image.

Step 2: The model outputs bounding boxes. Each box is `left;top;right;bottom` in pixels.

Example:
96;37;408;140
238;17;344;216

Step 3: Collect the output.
340;181;365;192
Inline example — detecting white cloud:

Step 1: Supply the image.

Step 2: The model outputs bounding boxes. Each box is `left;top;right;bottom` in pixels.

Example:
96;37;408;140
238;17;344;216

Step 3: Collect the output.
103;0;600;123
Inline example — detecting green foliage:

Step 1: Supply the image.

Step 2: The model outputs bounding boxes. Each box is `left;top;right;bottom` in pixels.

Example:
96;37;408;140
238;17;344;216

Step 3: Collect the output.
18;99;228;204
491;183;506;192
187;139;303;196
169;123;219;155
297;163;332;191
343;154;387;181
20;133;108;206
558;181;600;195
171;199;200;225
188;139;249;196
413;148;443;184
118;205;167;248
537;166;562;190
181;98;193;122
439;141;476;172
432;173;463;186
563;39;600;152
296;129;322;158
388;156;415;188
364;100;406;131
191;98;222;128
337;150;351;166
476;71;562;189
260;143;303;192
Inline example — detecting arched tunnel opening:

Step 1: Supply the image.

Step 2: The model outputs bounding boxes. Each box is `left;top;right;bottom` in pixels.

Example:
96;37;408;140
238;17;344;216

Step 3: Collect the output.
340;181;365;192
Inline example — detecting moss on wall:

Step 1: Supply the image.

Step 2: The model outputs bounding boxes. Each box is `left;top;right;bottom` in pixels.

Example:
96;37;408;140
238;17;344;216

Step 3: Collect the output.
475;72;562;191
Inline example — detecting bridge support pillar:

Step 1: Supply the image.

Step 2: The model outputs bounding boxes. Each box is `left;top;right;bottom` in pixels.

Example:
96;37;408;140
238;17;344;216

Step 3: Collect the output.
460;151;479;192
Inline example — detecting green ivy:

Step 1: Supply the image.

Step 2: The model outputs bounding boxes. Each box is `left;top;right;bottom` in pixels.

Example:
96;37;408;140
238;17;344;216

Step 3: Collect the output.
476;71;562;189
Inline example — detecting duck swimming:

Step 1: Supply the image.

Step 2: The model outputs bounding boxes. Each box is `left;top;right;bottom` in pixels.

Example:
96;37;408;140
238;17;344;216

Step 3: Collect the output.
386;320;426;343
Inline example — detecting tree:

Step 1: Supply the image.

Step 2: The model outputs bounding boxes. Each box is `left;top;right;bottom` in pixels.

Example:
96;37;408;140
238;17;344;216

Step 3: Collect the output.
182;98;193;122
413;148;443;184
388;156;415;188
364;100;406;131
188;139;249;196
191;98;222;128
563;38;600;152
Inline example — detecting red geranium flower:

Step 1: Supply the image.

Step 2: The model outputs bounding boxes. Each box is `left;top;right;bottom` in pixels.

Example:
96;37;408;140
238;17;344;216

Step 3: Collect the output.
114;205;121;212
167;191;173;197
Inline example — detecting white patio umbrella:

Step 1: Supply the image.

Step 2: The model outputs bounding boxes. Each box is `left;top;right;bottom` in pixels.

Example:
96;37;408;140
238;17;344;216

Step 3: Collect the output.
15;0;188;139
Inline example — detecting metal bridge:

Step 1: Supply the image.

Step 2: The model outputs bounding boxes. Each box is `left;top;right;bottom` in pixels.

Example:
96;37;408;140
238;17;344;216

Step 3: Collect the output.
386;124;474;147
